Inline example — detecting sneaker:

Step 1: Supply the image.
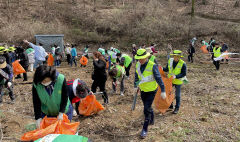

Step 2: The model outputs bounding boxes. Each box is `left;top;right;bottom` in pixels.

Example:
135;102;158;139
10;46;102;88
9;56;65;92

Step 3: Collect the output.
120;91;124;96
140;129;148;139
173;108;179;114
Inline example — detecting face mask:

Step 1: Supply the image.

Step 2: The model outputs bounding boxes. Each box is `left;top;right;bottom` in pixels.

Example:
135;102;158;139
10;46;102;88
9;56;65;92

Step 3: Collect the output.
41;81;52;86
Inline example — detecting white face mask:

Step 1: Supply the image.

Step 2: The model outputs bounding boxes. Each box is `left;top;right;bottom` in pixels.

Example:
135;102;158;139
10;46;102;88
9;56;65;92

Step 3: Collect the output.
41;81;52;86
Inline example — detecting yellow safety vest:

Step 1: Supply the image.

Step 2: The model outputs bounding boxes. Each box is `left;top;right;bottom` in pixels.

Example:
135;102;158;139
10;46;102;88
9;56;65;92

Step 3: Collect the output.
136;61;158;92
168;58;185;85
213;47;221;58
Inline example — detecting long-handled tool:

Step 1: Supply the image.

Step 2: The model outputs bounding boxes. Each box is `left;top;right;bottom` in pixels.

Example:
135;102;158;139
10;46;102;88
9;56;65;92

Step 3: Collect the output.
131;88;139;111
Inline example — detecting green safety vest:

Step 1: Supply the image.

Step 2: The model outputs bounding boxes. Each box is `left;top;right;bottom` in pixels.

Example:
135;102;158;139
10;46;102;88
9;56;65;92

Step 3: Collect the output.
213;47;221;58
110;53;116;63
33;74;70;116
121;54;132;68
168;58;185;85
149;55;156;63
136;61;158;92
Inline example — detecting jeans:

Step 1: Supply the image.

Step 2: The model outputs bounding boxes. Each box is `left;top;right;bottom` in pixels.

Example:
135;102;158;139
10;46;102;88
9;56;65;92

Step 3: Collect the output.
71;56;77;66
34;59;43;69
140;89;157;121
41;104;73;121
174;84;181;110
54;60;60;66
112;76;125;92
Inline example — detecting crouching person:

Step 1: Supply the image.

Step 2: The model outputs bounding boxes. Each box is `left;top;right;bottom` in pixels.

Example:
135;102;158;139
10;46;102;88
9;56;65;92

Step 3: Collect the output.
67;78;91;116
32;65;73;129
108;65;126;96
0;56;14;103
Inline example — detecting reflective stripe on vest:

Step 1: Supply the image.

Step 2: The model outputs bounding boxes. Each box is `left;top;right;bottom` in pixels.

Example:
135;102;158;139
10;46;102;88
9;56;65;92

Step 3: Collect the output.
213;47;221;58
34;74;70;116
136;61;158;92
168;58;185;85
149;55;156;63
121;54;132;68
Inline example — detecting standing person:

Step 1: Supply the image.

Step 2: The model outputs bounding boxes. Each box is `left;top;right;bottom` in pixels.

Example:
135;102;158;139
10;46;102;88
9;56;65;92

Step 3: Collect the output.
26;47;35;72
83;45;89;59
32;65;73;129
0;56;14;103
65;43;72;65
107;50;117;71
188;43;195;63
54;45;61;67
108;65;125;96
8;46;17;65
91;51;108;104
16;47;29;81
212;43;223;70
134;49;166;139
23;40;47;69
221;41;229;63
146;48;158;64
167;44;173;60
132;44;137;63
116;52;132;78
163;50;187;114
70;44;77;67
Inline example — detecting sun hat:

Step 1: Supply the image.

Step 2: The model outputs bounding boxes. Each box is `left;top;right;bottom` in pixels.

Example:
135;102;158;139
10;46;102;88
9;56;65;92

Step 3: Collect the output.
135;48;151;59
170;50;183;57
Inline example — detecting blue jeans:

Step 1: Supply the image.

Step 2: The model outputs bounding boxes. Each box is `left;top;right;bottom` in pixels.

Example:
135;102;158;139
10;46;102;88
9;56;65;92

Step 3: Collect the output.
174;84;182;109
54;60;60;66
71;56;77;66
41;104;73;121
34;59;43;69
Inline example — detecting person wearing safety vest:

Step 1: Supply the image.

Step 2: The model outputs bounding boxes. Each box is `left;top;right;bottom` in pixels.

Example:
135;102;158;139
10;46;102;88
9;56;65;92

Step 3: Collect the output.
134;49;166;139
146;48;158;64
116;52;132;78
109;65;126;96
163;50;187;114
32;65;73;129
212;43;223;70
67;78;92;116
107;50;117;71
83;45;89;59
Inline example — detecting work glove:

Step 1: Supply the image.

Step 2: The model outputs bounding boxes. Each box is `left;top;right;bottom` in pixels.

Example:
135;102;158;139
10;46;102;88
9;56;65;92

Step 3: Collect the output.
161;92;166;99
57;112;64;120
172;75;176;79
36;118;42;129
7;82;12;88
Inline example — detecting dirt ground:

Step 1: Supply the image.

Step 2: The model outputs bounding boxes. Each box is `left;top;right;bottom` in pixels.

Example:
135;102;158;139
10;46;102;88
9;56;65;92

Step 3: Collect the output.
0;49;239;142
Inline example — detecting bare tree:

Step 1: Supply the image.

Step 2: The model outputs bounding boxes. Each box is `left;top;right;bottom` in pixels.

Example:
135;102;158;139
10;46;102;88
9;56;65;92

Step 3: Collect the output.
234;0;239;7
191;0;195;18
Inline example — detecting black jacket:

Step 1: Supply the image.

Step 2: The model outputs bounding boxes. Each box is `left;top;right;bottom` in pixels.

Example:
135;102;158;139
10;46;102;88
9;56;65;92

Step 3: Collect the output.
17;51;29;68
92;59;107;80
3;53;11;65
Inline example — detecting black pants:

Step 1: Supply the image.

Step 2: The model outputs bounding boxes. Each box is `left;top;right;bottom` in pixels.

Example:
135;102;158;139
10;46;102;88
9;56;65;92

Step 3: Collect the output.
67;54;71;65
188;53;193;63
140;89;157;122
0;82;14;102
17;65;28;81
213;60;220;70
125;62;132;77
91;78;108;103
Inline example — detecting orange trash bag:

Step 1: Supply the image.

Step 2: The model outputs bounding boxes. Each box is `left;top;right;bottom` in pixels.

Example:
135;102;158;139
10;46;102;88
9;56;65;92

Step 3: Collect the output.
12;60;26;76
47;53;54;66
200;45;209;54
106;61;109;69
78;94;104;116
21;114;80;141
80;56;88;66
154;66;174;114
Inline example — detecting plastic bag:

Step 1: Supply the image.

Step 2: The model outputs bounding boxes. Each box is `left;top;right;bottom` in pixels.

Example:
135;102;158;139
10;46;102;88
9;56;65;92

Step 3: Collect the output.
106;61;109;69
200;45;209;54
154;67;174;114
12;60;26;75
21;114;80;141
78;94;104;116
47;53;54;66
80;56;88;66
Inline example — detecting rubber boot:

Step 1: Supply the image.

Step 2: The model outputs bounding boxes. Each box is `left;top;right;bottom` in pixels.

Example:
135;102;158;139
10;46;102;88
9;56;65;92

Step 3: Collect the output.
140;119;149;139
9;91;15;102
149;112;154;125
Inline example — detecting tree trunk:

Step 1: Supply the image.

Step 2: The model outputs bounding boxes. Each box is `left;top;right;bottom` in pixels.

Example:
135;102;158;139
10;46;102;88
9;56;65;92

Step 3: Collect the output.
234;0;239;7
191;0;195;18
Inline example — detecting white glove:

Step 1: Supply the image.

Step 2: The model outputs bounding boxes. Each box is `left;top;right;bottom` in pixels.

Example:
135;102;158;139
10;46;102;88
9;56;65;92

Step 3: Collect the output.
7;82;12;88
57;112;64;120
36;118;42;129
161;92;166;99
172;75;176;79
